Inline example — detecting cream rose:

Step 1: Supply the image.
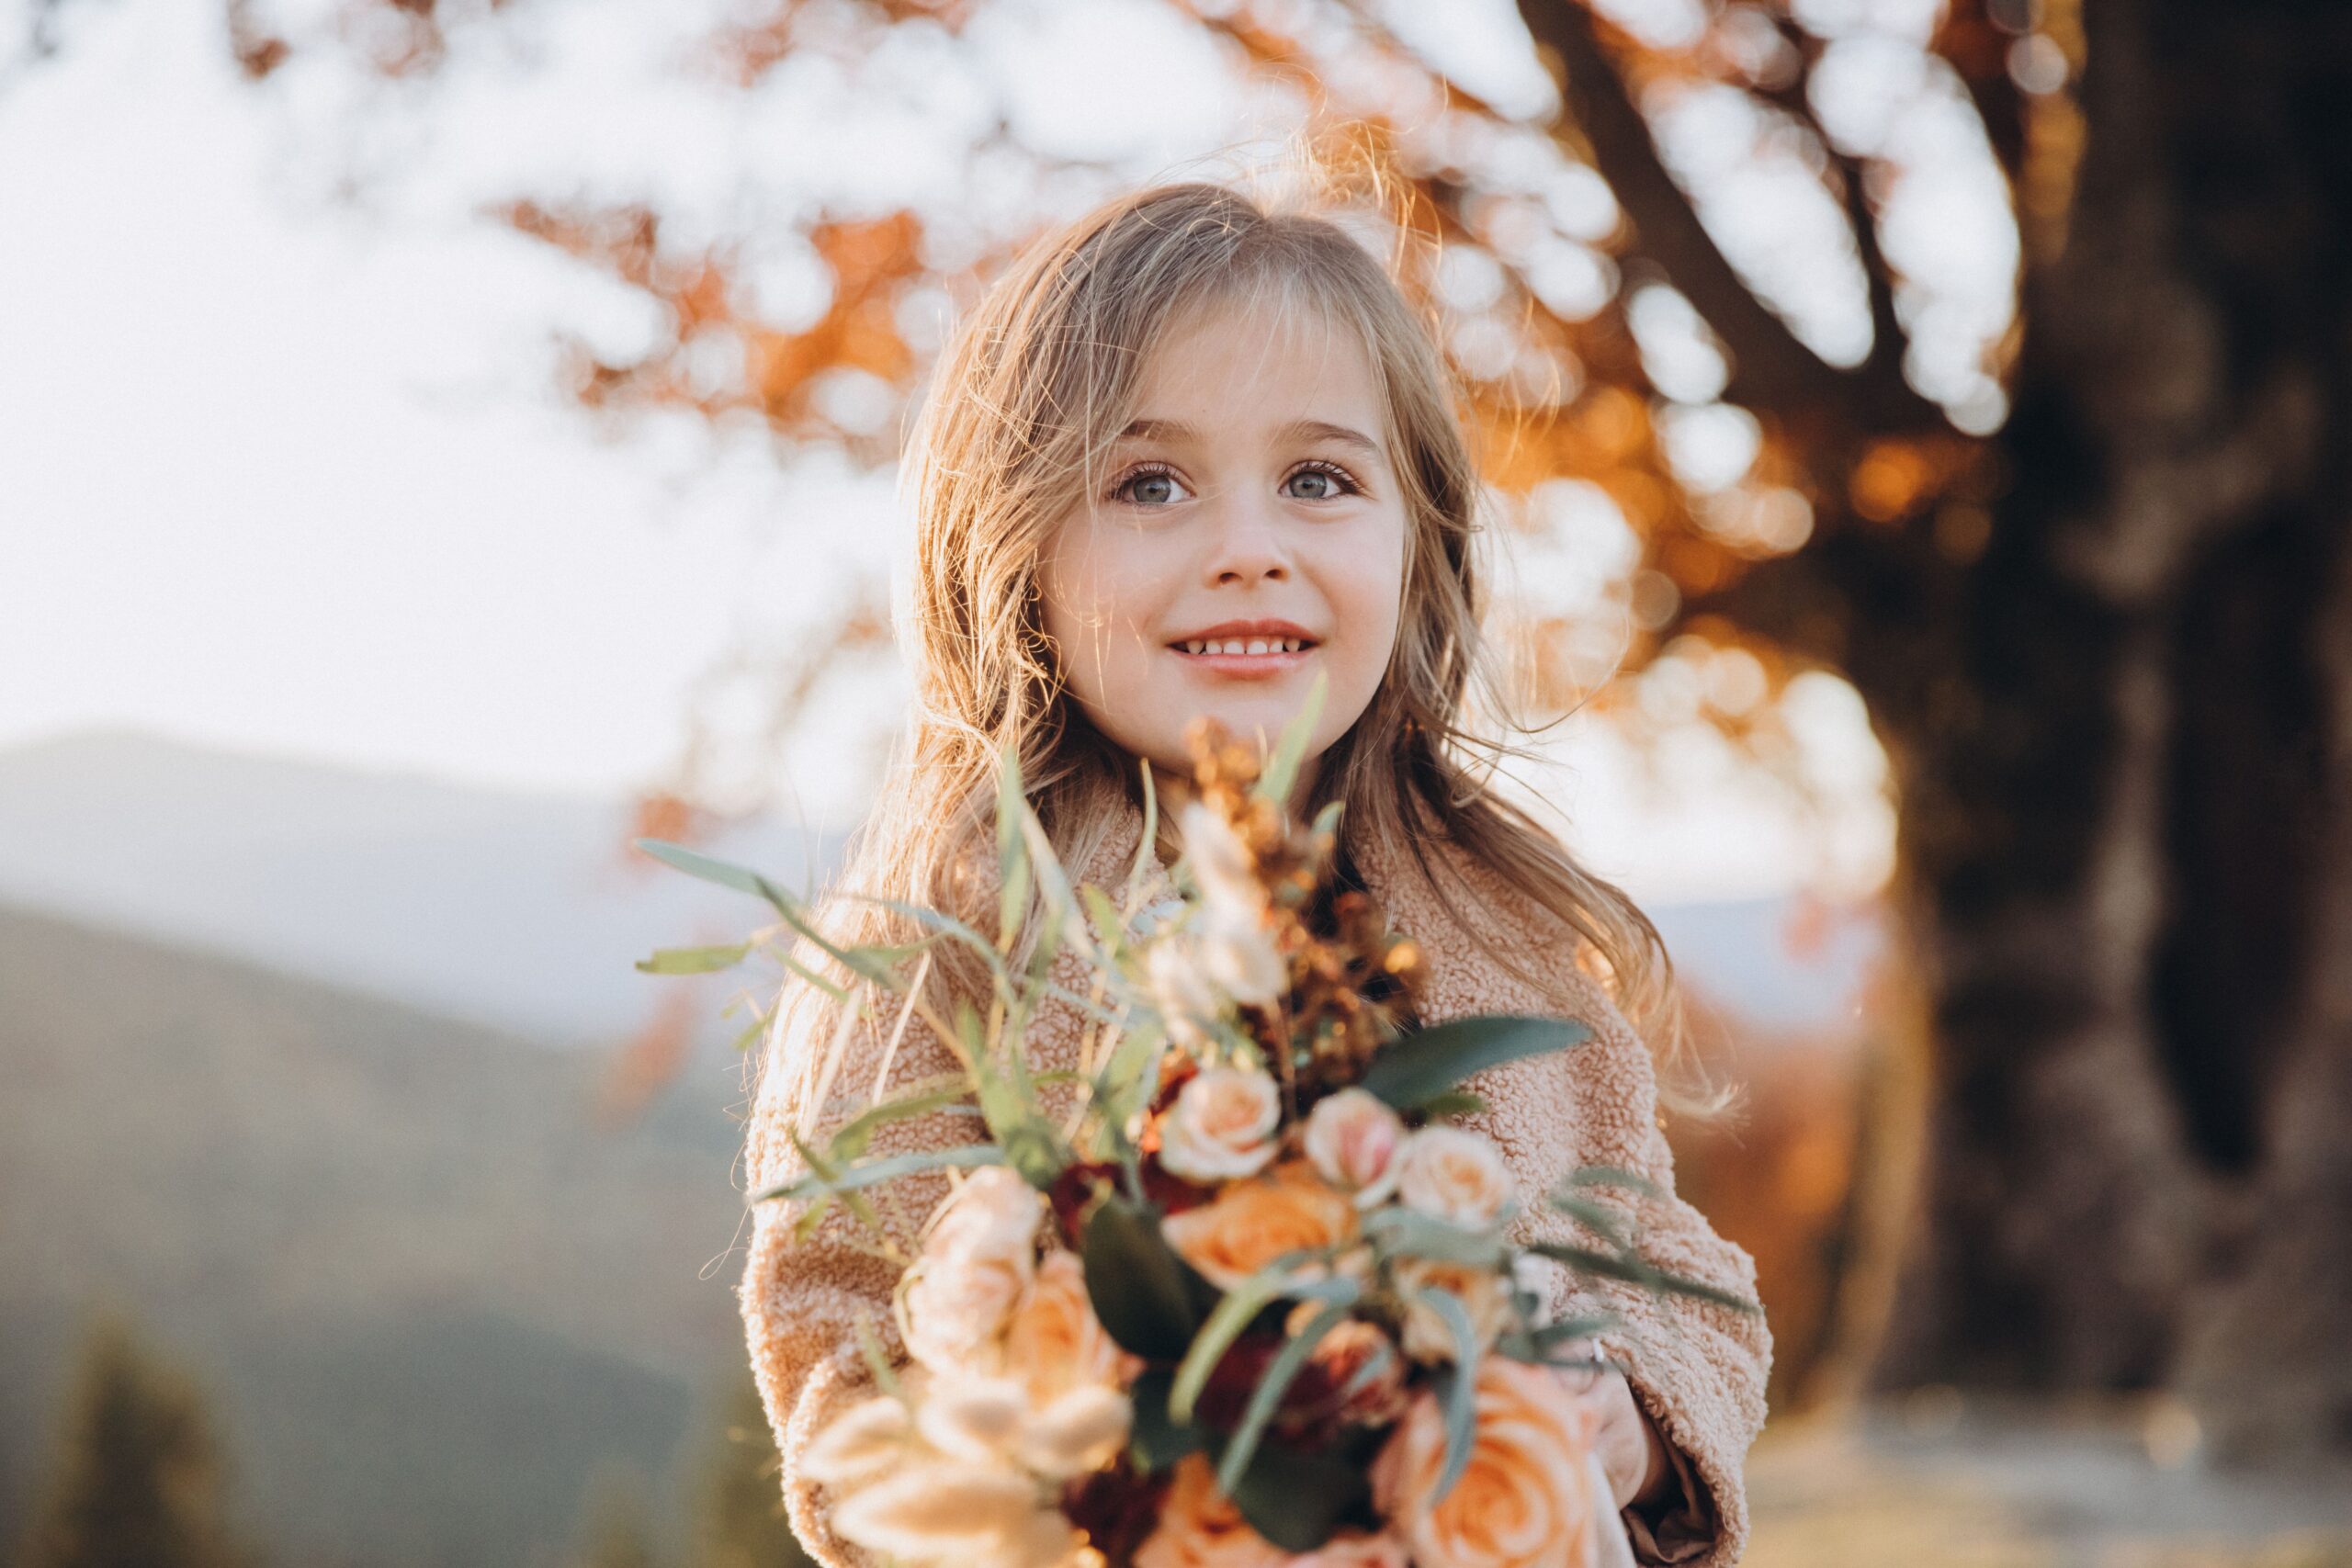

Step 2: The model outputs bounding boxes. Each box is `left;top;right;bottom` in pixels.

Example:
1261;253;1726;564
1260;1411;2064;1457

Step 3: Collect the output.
1370;1356;1604;1568
899;1167;1044;1374
1196;908;1288;1007
1159;1160;1361;1291
1302;1088;1407;1207
1393;1125;1517;1228
1001;1248;1133;1403
1156;1066;1282;1183
1150;931;1228;1043
1133;1452;1290;1568
900;1251;1028;1375
1179;799;1267;922
1392;1257;1517;1363
925;1165;1048;1260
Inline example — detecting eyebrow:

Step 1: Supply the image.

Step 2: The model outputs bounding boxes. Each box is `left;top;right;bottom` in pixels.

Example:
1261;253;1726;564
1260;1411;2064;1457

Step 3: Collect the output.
1115;417;1385;462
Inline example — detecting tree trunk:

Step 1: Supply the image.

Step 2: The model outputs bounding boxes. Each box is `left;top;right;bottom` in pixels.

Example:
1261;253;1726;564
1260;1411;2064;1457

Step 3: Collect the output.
1861;0;2352;1456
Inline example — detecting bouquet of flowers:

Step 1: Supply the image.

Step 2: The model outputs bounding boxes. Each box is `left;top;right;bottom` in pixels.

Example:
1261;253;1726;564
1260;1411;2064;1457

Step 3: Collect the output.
638;680;1759;1568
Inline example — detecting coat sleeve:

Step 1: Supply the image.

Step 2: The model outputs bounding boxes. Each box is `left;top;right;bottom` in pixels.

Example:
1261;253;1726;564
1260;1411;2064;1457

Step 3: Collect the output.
1468;967;1774;1568
736;966;978;1568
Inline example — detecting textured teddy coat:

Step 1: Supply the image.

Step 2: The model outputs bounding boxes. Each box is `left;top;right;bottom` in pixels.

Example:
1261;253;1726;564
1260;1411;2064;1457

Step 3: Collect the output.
738;788;1774;1567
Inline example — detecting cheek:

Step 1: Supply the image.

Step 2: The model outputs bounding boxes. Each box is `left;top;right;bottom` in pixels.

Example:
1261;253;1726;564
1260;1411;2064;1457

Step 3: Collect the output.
1038;521;1164;694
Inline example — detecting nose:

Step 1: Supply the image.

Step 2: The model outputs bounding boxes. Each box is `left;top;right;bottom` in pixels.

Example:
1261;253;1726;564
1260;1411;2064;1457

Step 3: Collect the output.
1202;487;1291;586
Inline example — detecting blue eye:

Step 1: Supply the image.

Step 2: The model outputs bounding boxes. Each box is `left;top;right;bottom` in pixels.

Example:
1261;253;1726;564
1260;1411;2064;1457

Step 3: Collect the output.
1111;463;1189;507
1285;460;1362;501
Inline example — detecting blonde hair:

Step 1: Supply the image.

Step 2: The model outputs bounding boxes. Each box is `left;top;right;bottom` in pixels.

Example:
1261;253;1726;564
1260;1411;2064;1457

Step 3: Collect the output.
764;166;1730;1124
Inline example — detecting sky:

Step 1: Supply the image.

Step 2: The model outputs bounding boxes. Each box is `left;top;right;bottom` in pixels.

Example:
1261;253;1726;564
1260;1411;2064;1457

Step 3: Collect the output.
0;0;1907;904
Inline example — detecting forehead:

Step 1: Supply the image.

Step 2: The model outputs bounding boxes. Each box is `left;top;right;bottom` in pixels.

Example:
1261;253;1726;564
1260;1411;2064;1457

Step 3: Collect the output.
1117;296;1385;445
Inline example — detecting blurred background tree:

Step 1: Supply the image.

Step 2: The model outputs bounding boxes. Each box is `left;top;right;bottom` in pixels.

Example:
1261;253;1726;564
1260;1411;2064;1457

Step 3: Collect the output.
12;1308;254;1568
68;0;2343;1464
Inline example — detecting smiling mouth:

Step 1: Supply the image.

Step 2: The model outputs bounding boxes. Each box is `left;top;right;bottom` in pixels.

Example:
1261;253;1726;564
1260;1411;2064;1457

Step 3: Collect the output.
1168;637;1317;657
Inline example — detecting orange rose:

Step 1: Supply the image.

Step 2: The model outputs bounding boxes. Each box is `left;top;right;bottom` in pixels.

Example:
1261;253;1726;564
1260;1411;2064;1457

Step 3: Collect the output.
1159;1161;1361;1291
1133;1452;1289;1568
1370;1355;1603;1568
1002;1248;1139;1404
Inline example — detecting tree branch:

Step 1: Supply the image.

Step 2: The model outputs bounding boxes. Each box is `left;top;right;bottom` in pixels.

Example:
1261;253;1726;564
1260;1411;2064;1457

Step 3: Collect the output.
1517;0;1947;439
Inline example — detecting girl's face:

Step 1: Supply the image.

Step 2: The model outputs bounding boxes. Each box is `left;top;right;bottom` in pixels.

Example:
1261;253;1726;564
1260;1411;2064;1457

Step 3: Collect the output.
1038;299;1408;810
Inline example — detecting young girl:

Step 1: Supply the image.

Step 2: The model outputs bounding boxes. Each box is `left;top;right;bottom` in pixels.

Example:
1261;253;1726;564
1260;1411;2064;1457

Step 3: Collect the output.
739;176;1771;1568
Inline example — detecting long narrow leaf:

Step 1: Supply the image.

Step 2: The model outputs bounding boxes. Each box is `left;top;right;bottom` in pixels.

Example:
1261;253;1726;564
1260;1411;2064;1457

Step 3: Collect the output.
635;942;752;975
752;1141;1003;1204
1215;1291;1359;1497
1554;1166;1668;1202
1407;1286;1484;1504
1525;1242;1764;1314
1362;1207;1510;1268
1168;1249;1324;1425
1252;666;1329;810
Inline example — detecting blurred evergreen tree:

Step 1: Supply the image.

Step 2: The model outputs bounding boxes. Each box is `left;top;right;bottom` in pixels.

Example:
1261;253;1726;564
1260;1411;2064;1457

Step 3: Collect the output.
572;1465;660;1568
688;1371;812;1568
13;1306;254;1568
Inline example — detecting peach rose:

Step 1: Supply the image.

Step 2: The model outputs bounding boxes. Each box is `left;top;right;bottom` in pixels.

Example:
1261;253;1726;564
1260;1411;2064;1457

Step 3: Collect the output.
1392;1258;1516;1364
1160;1161;1361;1291
1302;1089;1407;1208
1286;1529;1409;1568
1134;1452;1290;1568
1370;1355;1604;1568
1157;1066;1283;1183
1002;1249;1135;1404
1393;1126;1517;1229
1295;1315;1408;1427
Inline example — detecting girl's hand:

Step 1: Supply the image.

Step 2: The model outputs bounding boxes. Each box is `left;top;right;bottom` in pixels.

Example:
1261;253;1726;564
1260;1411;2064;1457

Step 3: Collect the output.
1544;1341;1672;1511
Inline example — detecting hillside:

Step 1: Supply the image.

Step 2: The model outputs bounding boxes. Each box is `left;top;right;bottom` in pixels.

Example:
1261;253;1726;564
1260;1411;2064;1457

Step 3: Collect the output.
0;728;840;1047
0;905;763;1567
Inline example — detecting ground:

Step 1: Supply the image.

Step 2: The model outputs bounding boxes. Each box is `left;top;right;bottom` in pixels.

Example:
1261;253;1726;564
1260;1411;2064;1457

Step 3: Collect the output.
1745;1397;2352;1566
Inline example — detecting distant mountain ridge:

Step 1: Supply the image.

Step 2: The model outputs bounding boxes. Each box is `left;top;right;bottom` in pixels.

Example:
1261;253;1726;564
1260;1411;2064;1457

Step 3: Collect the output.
0;728;1882;1043
0;728;842;1049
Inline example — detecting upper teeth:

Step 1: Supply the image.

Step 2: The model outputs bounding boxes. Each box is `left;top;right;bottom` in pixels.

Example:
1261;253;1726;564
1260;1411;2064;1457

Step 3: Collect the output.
1179;638;1307;655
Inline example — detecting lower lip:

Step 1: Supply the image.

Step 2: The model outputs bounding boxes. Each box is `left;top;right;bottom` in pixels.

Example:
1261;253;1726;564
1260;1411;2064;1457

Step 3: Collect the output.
1167;645;1317;680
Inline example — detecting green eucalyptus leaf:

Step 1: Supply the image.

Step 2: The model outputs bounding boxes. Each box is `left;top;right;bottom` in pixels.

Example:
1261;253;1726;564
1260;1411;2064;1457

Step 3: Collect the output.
1358;1014;1593;1110
634;942;752;975
1555;1165;1668;1202
1361;1207;1510;1268
1082;1196;1205;1360
1409;1288;1484;1506
1215;1293;1358;1498
1251;666;1329;812
1227;1438;1368;1553
751;1141;1003;1205
1525;1242;1764;1314
1125;1367;1206;1472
